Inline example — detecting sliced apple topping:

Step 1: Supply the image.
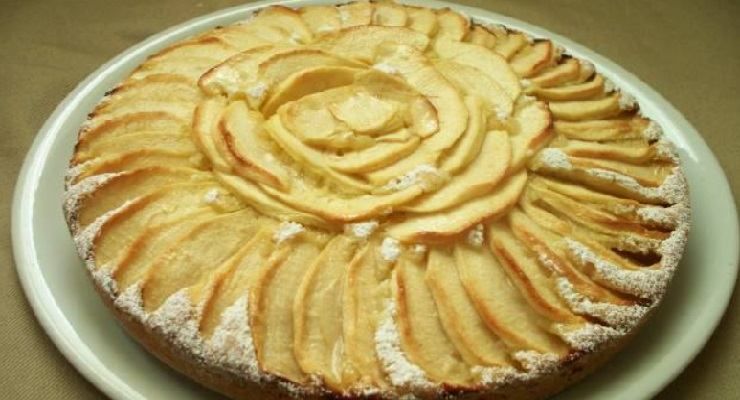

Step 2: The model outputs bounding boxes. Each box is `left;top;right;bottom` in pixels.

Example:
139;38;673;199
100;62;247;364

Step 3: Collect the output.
433;37;521;100
372;1;407;27
299;5;341;35
337;1;373;28
393;252;474;386
487;221;585;326
387;171;527;242
66;5;689;397
199;227;276;337
404;5;438;36
404;130;510;213
434;8;470;41
73;166;213;228
343;242;391;389
317;26;429;64
293;235;359;390
426;248;512;366
455;243;568;355
509;41;554;78
249;232;328;383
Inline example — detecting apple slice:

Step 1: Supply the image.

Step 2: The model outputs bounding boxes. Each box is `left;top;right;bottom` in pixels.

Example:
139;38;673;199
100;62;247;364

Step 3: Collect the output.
426;248;512;366
433;37;520;100
328;132;421;173
199;227;276;337
454;243;568;354
72;149;206;184
529;74;605;101
372;1;407;27
261;66;362;116
250;6;313;44
92;183;239;269
507;209;633;308
217;100;291;189
437;96;486;175
317;26;429;64
365;44;468;185
249;232;327;383
299;5;341;35
553;118;650;141
404;5;438;36
508;98;553;170
95;74;199;116
214;172;329;228
493;32;527;60
404;130;510;213
266;115;374;193
73;166;213;228
548;94;621;121
387;171;527;242
465;25;498;48
76;112;187;155
488;222;585;325
393;252;474;386
343;243;391;389
111;210;217;290
244;48;364;109
74;131;198;163
509;41;555;78
434;8;470;41
528;58;580;88
556;138;656;164
433;59;513;120
140;209;262;312
293;235;359;390
337;1;373;28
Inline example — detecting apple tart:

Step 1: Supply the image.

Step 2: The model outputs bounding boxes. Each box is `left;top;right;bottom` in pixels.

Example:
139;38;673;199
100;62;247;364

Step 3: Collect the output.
64;1;690;399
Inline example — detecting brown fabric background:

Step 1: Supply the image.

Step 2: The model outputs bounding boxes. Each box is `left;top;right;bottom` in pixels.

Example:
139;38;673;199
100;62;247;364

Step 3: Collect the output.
1;1;738;398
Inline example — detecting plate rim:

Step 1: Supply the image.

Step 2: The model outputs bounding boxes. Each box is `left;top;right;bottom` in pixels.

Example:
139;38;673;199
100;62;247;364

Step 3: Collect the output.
11;1;739;399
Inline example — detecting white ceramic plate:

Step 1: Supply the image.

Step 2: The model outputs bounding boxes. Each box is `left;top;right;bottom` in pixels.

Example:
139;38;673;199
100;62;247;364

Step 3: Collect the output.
12;1;739;399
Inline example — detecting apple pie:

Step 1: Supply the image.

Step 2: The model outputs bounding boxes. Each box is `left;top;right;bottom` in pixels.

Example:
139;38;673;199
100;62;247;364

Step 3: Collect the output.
63;1;690;399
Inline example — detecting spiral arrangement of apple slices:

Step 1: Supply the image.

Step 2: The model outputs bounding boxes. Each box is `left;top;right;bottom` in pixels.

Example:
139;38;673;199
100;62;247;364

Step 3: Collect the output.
65;2;689;398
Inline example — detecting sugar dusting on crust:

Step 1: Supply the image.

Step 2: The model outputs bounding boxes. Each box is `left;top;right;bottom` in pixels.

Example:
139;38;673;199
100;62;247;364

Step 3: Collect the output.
375;301;435;391
586;166;688;204
556;278;646;327
553;323;621;353
206;294;261;380
565;238;670;299
64;172;123;228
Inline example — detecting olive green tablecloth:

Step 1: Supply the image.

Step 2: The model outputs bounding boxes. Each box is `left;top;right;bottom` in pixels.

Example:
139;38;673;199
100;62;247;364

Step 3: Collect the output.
1;1;738;398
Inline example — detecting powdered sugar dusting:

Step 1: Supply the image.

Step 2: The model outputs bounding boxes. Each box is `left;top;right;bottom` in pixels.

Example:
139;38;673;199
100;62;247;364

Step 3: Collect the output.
203;188;220;204
247;81;268;100
565;239;670;299
539;148;572;169
553;323;620;352
375;301;435;391
467;223;484;247
556;278;645;327
344;221;379;239
384;164;441;191
206;295;261;380
586;166;688;204
380;237;401;262
273;221;305;243
373;63;399;75
513;351;560;374
64;172;122;228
